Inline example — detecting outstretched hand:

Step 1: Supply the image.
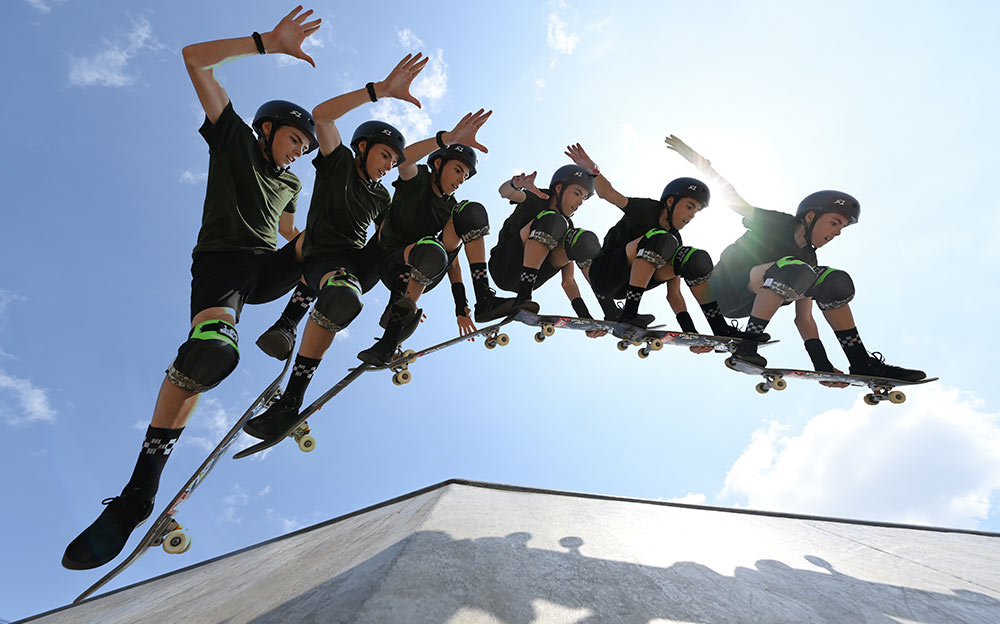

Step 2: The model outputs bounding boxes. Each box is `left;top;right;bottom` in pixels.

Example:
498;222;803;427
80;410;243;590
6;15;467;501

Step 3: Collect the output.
457;308;477;339
447;109;493;152
820;369;850;389
565;143;600;175
378;53;430;108
664;135;712;172
513;172;549;199
267;6;322;67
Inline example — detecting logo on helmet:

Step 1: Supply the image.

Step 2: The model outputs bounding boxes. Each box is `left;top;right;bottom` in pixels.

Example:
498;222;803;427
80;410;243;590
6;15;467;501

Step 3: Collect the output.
834;199;846;205
688;185;699;191
289;110;302;118
381;129;393;136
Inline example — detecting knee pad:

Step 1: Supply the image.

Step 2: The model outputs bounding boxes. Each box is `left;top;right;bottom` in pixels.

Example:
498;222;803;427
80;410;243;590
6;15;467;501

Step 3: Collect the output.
310;272;364;332
563;228;601;268
166;320;240;393
763;256;819;301
528;210;569;251
453;200;490;244
636;229;679;270
807;267;855;310
406;237;448;286
672;246;714;286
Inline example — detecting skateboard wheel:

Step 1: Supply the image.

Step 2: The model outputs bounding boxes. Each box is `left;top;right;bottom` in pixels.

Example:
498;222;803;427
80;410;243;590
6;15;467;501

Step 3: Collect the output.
485;339;496;349
772;378;788;391
163;529;191;555
391;375;401;386
394;370;412;385
617;340;629;351
297;434;316;452
650;339;663;351
755;383;769;394
888;390;906;404
180;537;193;554
863;394;879;406
534;332;546;343
496;333;510;346
542;324;555;337
631;340;642;347
637;348;650;359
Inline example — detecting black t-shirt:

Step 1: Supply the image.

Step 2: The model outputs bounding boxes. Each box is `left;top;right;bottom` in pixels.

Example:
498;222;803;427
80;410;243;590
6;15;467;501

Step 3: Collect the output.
377;165;456;253
493;190;574;249
302;144;391;258
599;197;681;255
716;208;817;279
193;102;301;255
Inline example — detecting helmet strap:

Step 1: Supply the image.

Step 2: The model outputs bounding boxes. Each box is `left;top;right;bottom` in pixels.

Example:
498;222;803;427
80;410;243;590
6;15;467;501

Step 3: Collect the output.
359;142;378;189
802;213;818;251
262;122;288;175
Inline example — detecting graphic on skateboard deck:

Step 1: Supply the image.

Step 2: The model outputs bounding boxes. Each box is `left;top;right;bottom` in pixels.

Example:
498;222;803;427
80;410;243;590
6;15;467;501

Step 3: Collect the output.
233;315;516;459
514;310;777;358
74;353;294;604
724;356;938;405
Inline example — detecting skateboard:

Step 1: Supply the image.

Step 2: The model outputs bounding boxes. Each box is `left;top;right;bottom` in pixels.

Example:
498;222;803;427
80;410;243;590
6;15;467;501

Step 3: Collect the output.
74;353;294;604
514;310;777;358
233;315;516;459
724;356;938;405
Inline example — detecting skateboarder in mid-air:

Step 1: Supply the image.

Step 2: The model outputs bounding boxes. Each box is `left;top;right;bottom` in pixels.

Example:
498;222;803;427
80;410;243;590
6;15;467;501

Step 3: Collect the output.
63;6;322;570
664;135;924;382
488;165;605;328
357;110;528;365
241;54;430;440
564;143;758;343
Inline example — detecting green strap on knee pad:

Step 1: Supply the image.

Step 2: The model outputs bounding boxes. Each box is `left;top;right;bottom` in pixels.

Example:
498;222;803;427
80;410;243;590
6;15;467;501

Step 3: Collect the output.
189;319;239;353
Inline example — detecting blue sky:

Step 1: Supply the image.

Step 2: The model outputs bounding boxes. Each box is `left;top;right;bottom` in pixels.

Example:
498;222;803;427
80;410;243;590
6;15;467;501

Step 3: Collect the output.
3;0;1000;620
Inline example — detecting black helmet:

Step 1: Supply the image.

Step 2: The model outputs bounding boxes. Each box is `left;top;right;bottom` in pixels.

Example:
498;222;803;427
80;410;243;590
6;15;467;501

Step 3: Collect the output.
795;190;860;225
350;120;407;165
660;177;710;208
427;144;477;178
252;100;319;154
550;165;595;198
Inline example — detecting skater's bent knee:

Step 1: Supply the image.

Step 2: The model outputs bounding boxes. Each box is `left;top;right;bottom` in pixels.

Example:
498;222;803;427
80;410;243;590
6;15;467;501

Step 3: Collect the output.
167;320;240;393
311;273;363;331
807;267;855;310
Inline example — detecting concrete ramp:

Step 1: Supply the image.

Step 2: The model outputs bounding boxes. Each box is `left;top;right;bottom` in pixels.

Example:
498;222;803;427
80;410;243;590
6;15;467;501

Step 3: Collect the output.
22;480;1000;623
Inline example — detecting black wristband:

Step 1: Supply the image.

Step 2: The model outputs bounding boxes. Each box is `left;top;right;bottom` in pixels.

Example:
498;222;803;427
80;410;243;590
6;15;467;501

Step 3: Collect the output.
676;311;698;333
365;82;378;103
452;282;468;317
251;32;266;55
435;130;448;149
804;338;835;372
571;297;592;319
509;179;524;192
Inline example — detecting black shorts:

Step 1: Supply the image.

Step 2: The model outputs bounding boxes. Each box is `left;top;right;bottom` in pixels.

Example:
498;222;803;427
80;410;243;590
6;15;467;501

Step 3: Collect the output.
488;235;561;294
189;237;301;322
303;244;380;294
589;247;667;300
378;244;459;294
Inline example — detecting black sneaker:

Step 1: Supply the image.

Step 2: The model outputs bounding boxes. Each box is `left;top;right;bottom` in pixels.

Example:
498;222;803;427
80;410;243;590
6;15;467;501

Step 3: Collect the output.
849;352;926;382
62;487;154;570
243;394;302;440
615;312;656;329
357;335;399;366
255;317;296;360
716;322;770;342
732;339;768;368
474;292;538;322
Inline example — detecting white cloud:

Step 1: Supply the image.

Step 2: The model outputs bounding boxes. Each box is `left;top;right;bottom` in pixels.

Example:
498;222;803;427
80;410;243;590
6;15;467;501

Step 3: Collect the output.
25;0;51;13
720;385;1000;529
185;396;234;452
179;170;207;184
0;290;26;325
535;78;545;88
69;16;161;88
368;32;448;142
371;100;433;144
546;13;579;54
411;48;447;104
0;371;56;426
666;492;707;505
397;28;423;49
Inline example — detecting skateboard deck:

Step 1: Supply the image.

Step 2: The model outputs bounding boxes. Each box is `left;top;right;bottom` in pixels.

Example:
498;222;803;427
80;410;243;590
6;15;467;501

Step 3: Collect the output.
514;310;777;358
724;356;938;405
233;315;516;459
74;353;294;604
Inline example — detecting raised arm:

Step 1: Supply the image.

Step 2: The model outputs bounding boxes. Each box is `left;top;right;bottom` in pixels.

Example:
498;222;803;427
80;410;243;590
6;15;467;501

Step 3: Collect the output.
499;172;549;203
182;6;321;124
312;53;428;156
564;143;626;209
399;108;492;181
664;135;755;220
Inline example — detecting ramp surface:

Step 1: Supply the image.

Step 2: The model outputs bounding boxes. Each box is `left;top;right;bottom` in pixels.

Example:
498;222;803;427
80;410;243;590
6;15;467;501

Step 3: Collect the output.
21;479;1000;623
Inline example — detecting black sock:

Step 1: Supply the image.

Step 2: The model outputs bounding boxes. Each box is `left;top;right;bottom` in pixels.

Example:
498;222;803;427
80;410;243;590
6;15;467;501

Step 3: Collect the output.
125;426;184;498
280;283;317;325
620;285;645;320
284;355;322;403
700;301;729;335
470;262;491;302
834;327;868;367
745;315;770;338
595;293;620;319
676;311;698;333
516;267;538;302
